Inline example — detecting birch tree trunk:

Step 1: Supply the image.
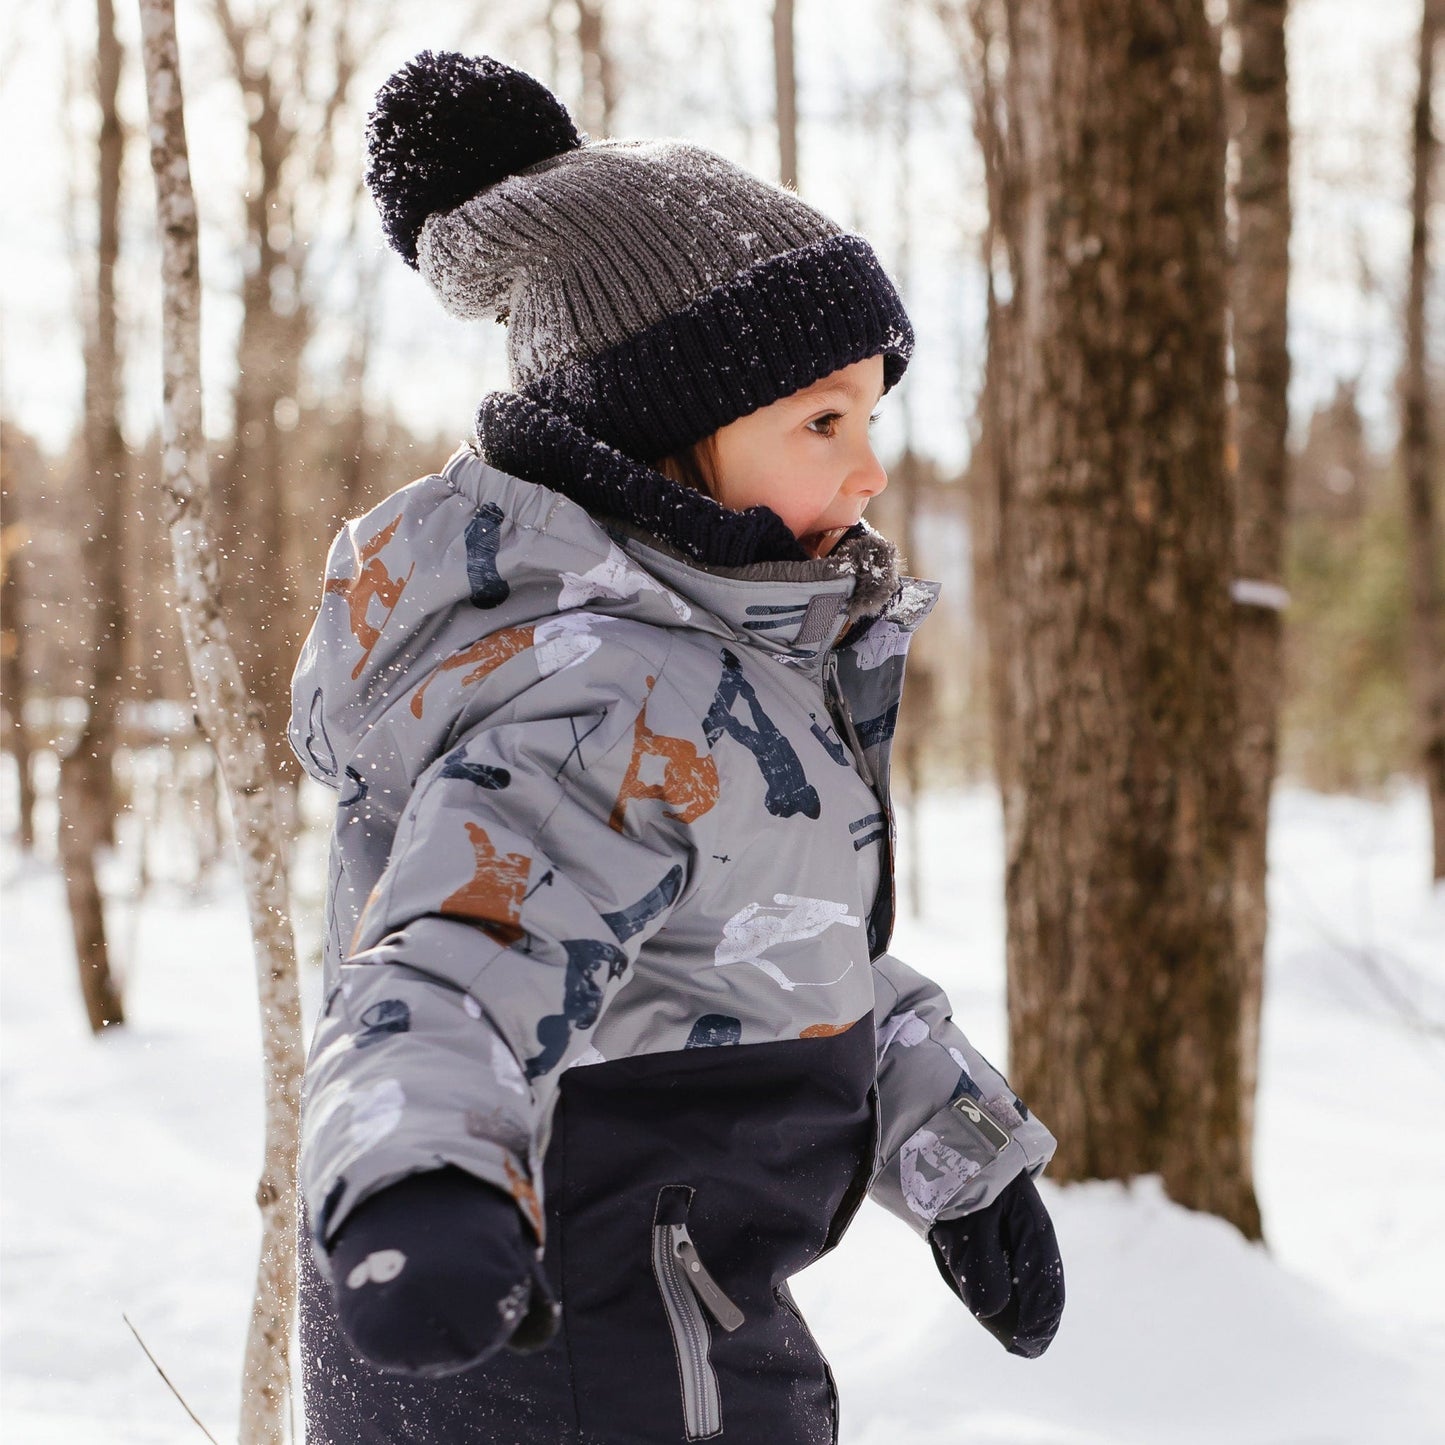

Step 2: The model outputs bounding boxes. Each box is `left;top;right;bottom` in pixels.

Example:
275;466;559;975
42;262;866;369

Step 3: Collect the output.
137;3;305;1439
982;0;1260;1235
1403;0;1445;881
61;0;128;1035
1226;0;1290;1225
773;0;799;191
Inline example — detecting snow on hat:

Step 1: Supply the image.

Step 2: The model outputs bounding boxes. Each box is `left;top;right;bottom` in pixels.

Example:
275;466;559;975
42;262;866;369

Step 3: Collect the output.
366;51;914;466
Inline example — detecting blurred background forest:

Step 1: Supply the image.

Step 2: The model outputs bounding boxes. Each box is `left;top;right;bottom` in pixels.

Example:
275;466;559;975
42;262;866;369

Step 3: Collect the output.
2;0;1438;831
1;2;1442;1439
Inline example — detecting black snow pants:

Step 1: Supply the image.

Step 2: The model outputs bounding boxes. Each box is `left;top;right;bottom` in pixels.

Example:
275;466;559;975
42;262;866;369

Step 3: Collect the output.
300;1020;878;1445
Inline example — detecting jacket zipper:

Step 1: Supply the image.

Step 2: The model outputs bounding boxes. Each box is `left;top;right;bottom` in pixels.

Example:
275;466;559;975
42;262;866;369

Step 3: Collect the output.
652;1187;744;1439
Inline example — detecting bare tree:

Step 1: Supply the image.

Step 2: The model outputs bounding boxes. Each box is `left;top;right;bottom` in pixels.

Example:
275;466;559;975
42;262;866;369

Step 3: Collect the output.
576;0;617;135
1226;0;1290;1219
209;0;379;792
969;0;1260;1236
935;0;1019;797
773;0;798;190
1;442;36;851
1403;0;1445;879
138;2;305;1438
60;0;128;1035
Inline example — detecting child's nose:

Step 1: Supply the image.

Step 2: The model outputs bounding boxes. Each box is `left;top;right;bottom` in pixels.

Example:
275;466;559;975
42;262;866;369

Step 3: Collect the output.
850;446;889;499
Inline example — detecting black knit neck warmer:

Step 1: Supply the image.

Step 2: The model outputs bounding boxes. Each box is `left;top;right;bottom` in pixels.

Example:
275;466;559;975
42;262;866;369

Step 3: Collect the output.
474;391;902;628
476;391;811;568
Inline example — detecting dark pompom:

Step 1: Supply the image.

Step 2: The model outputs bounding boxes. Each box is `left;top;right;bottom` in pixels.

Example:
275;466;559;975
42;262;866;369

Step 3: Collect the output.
366;51;583;269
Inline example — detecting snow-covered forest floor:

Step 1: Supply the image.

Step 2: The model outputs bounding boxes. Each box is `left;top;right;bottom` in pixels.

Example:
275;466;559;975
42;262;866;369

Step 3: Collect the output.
3;775;1443;1443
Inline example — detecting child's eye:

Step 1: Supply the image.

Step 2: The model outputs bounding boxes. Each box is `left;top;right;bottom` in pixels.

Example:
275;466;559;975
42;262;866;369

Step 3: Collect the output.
807;413;842;437
869;411;882;425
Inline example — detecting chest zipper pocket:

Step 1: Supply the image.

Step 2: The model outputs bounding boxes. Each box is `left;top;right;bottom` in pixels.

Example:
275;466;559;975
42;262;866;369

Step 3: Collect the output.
652;1185;745;1440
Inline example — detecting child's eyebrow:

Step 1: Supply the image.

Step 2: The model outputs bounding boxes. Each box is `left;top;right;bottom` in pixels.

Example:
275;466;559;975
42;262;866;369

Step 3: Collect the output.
788;376;885;406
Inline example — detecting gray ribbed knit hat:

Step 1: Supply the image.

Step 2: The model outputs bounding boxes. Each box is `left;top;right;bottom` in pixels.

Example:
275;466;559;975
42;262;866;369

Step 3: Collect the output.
367;52;913;466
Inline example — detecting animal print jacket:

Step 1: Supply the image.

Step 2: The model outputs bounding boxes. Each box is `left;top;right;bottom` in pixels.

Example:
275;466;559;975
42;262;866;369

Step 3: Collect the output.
290;410;1056;1444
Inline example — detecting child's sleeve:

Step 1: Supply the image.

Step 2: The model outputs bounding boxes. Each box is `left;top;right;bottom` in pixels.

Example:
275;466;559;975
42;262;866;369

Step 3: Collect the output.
867;951;1058;1236
300;635;706;1258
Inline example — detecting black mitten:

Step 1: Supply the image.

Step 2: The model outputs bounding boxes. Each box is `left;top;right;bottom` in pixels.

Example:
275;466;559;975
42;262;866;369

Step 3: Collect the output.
327;1166;559;1377
928;1169;1065;1359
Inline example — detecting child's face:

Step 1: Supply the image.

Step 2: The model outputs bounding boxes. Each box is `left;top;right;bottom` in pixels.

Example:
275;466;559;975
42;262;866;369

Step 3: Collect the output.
708;356;889;558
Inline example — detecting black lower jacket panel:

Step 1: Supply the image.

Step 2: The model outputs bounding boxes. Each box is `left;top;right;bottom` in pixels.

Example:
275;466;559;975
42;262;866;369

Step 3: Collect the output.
301;1018;877;1445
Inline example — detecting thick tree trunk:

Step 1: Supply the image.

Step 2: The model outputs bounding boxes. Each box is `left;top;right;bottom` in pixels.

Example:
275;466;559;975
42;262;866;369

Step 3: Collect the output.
773;0;799;191
62;0;129;1035
1403;0;1445;880
138;4;305;1440
1226;0;1290;1231
984;0;1259;1235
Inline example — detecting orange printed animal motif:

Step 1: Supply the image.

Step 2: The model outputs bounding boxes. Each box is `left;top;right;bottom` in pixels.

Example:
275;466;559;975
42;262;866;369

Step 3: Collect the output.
324;514;416;681
441;821;531;945
609;680;719;832
799;1019;858;1038
504;1155;544;1242
410;624;538;720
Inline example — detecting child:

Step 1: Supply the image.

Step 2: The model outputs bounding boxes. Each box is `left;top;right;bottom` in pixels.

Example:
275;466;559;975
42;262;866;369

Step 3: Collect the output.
293;51;1064;1445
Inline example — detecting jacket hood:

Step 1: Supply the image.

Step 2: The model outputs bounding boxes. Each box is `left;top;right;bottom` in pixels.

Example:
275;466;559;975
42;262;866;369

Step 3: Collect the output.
290;438;931;794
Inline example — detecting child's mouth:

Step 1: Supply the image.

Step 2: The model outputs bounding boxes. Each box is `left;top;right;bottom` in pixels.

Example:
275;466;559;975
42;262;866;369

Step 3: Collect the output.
800;527;849;559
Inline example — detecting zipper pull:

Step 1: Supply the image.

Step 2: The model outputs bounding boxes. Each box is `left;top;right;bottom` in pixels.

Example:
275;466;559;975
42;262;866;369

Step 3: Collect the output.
669;1225;745;1332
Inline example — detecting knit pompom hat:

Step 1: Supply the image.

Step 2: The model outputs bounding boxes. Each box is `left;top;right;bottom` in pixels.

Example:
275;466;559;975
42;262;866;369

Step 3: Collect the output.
366;51;913;468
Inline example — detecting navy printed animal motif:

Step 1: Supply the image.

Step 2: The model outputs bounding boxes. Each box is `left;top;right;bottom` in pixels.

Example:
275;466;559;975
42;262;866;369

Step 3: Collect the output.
742;601;807;633
808;711;850;767
465;503;511;608
440;749;511;790
303;686;368;804
849;812;887;851
305;687;337;775
703;648;820;820
949;1071;987;1107
601;865;684;943
684;1014;742;1048
525;938;629;1079
355;998;411;1049
855;702;899;751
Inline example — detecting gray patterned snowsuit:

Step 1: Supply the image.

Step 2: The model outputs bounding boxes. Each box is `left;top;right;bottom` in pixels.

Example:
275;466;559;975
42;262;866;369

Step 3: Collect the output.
292;441;1056;1444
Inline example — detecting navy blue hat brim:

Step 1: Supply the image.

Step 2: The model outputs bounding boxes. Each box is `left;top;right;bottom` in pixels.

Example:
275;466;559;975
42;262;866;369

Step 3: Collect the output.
519;234;914;464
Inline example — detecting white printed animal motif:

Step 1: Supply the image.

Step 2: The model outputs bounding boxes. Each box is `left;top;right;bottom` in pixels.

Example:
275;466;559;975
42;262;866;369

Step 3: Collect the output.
347;1250;406;1289
852;619;911;671
558;546;692;621
714;894;860;991
533;614;603;677
564;1045;607;1071
878;1008;930;1056
900;1126;980;1220
491;1038;529;1097
348;1077;405;1152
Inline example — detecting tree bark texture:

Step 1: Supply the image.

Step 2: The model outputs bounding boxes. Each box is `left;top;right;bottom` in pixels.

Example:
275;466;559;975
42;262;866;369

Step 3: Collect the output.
138;4;305;1440
62;0;130;1035
1403;0;1445;880
774;0;799;191
1225;0;1290;1232
210;0;308;794
981;0;1260;1235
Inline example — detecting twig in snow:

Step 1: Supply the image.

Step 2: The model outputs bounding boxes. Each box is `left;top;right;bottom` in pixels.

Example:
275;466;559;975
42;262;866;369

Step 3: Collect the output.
123;1314;224;1444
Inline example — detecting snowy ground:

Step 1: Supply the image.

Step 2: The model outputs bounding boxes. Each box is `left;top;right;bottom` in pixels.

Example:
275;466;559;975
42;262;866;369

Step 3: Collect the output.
2;776;1443;1443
